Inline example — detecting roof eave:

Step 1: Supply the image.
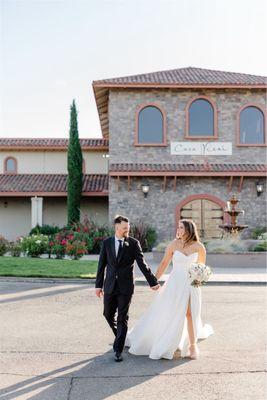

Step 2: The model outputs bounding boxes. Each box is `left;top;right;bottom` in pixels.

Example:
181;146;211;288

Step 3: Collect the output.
93;82;267;89
0;191;109;197
0;146;109;152
109;171;266;177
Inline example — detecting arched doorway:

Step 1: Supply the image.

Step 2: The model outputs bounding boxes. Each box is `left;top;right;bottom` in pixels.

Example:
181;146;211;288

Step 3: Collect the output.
175;194;226;239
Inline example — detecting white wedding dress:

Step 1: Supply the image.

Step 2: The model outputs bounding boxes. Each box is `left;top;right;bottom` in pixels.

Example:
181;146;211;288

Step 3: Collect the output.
125;250;214;359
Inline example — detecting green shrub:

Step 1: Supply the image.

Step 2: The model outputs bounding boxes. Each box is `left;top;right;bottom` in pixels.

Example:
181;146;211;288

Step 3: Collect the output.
21;234;49;257
130;222;157;252
0;235;8;256
30;224;61;236
251;227;266;239
252;241;267;252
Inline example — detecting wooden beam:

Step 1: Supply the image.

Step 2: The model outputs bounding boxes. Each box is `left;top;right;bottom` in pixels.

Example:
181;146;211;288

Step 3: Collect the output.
173;176;177;191
238;176;244;192
127;176;131;191
228;176;233;192
162;176;167;192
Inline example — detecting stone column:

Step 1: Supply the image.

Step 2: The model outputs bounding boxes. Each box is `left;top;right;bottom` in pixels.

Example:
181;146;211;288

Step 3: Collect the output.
31;196;43;228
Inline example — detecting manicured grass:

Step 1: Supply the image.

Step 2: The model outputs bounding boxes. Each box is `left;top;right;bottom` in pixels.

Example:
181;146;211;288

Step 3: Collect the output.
0;256;98;278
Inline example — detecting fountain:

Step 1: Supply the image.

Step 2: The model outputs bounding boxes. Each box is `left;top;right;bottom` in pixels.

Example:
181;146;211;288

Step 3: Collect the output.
219;194;248;236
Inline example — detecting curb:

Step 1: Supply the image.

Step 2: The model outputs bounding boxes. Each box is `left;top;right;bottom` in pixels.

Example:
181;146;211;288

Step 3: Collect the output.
0;277;265;286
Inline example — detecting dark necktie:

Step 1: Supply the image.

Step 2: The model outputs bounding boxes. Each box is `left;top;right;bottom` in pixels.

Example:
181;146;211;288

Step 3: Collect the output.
117;240;123;260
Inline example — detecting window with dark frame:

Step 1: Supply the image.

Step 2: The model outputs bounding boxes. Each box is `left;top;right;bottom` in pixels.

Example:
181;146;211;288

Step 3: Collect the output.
189;99;214;137
239;106;265;144
138;106;164;144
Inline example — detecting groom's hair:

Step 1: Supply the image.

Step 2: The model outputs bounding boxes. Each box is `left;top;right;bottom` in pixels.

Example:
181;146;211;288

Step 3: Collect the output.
114;215;129;225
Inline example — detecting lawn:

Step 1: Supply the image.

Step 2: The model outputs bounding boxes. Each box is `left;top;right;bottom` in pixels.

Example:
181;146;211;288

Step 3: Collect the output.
0;256;98;278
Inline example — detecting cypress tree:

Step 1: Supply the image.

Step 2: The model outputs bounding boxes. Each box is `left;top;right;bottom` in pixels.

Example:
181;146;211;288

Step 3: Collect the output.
67;100;83;225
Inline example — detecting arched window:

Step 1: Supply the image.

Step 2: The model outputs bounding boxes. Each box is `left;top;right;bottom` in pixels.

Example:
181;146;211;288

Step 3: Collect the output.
239;106;265;145
136;105;166;145
187;98;216;138
4;157;17;174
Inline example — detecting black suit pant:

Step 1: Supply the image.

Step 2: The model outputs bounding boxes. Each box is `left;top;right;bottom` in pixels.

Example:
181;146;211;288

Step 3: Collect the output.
103;281;132;353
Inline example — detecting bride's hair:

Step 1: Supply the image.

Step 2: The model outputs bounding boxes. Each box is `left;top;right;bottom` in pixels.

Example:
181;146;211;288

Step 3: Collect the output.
178;219;200;245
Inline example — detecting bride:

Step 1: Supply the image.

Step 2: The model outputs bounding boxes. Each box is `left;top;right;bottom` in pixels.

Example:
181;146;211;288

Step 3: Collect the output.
125;219;214;360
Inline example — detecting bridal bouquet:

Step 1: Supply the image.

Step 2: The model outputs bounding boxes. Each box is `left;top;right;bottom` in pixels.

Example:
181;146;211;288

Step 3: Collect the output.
188;263;212;287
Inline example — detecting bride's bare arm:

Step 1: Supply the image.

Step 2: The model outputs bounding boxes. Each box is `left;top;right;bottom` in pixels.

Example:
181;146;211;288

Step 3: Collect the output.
155;242;174;280
197;243;206;264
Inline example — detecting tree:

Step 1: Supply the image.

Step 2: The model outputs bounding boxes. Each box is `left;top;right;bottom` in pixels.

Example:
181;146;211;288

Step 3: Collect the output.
67;100;83;225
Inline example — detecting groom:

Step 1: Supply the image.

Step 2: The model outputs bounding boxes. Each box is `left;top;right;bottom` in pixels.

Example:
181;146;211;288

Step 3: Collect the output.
95;215;160;362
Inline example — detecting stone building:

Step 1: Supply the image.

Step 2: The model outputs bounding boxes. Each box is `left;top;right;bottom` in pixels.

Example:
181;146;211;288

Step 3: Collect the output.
93;67;267;242
0;138;109;240
1;67;266;243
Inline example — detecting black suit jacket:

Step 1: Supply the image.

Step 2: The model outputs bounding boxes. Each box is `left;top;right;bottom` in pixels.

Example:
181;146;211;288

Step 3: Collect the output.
95;236;158;295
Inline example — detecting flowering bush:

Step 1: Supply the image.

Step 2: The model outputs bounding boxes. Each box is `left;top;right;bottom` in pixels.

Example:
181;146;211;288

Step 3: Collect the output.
20;234;49;257
66;239;87;260
8;239;22;257
70;216;111;254
0;235;8;256
49;229;92;259
46;216;112;258
49;232;68;259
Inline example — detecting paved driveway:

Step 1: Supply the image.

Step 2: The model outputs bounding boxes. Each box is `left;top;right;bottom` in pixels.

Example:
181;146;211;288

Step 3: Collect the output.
0;281;265;400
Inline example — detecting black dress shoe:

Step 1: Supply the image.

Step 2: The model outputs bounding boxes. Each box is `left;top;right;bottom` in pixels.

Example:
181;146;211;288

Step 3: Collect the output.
114;352;123;362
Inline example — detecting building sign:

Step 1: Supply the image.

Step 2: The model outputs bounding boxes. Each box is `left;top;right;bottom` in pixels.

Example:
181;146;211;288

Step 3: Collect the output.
171;142;232;155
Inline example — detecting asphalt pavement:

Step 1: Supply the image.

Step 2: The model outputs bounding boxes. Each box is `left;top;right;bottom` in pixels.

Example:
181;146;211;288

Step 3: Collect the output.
0;280;266;400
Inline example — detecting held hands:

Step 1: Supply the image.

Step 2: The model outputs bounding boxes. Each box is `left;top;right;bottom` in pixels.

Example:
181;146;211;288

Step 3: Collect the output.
95;289;103;298
151;284;160;291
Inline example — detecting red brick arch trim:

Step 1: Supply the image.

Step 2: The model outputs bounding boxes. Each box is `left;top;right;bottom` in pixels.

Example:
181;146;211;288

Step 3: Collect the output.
236;103;267;147
185;96;218;140
4;156;18;174
134;103;167;146
175;193;228;232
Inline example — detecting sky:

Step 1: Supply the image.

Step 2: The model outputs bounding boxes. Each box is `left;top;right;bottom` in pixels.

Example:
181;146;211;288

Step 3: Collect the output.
1;0;266;139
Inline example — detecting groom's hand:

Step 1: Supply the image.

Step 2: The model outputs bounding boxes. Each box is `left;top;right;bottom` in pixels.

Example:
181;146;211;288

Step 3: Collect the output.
95;288;103;298
151;284;160;291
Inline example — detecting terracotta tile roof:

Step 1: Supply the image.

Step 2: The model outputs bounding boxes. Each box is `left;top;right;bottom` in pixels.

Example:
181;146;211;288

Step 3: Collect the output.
93;67;267;138
0;138;108;151
0;174;108;194
93;67;267;87
109;163;267;175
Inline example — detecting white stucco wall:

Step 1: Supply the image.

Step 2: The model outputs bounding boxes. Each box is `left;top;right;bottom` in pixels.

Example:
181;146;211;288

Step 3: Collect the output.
0;198;31;241
0;151;108;174
0;196;109;241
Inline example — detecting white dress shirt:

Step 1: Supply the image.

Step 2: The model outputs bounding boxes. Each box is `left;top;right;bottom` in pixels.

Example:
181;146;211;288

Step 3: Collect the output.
115;236;124;257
